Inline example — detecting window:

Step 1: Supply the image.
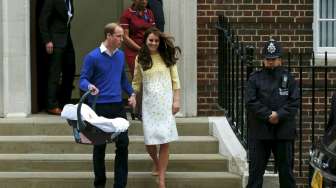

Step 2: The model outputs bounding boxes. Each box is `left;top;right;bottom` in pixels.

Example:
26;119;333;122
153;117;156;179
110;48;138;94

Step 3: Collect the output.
314;0;336;58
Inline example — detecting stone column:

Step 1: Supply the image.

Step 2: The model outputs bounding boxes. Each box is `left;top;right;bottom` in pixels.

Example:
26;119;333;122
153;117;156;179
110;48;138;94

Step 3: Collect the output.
0;0;3;117
1;0;31;117
165;0;197;116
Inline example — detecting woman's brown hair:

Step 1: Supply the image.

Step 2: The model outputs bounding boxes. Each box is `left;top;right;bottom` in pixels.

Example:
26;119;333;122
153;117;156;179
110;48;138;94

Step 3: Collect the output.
138;27;181;71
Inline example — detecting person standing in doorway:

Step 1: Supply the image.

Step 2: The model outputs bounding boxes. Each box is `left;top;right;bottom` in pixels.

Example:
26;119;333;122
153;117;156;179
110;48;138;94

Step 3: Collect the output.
39;0;76;115
119;0;156;76
79;23;136;188
120;0;156;120
132;27;181;188
148;0;165;32
245;39;299;188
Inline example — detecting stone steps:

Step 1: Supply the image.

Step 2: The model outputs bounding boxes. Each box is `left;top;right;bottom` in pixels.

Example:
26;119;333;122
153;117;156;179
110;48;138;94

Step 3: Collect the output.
0;135;218;154
0;172;242;188
0;116;210;136
0;153;229;172
0;116;243;187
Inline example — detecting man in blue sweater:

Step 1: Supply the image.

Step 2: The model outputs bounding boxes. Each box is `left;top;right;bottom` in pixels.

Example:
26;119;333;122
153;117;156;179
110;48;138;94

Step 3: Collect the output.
79;23;136;188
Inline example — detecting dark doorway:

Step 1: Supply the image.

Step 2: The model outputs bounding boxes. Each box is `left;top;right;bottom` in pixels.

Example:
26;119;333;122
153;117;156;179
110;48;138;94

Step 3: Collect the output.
30;0;124;113
30;0;48;113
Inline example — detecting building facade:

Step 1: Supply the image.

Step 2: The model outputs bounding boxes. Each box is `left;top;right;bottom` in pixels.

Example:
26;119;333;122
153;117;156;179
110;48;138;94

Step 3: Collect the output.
0;0;197;117
197;0;318;116
197;0;336;187
1;0;336;187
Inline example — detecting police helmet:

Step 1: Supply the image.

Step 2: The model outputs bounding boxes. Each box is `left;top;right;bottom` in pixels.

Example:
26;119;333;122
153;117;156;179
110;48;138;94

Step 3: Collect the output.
262;38;283;59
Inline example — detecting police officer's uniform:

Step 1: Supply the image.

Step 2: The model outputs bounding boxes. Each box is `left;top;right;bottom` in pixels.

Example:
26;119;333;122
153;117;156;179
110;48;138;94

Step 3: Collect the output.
245;40;300;188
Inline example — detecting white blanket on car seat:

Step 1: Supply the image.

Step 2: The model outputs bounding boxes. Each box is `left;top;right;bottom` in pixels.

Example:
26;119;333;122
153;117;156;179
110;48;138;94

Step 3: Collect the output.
61;104;129;133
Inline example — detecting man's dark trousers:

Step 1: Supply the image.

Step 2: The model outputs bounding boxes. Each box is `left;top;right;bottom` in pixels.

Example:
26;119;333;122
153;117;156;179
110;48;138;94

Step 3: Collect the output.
246;139;296;188
47;34;75;108
93;102;129;188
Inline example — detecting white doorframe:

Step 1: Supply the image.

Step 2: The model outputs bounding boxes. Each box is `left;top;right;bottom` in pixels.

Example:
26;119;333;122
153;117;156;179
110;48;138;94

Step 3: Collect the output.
165;0;197;116
1;0;31;117
0;0;4;117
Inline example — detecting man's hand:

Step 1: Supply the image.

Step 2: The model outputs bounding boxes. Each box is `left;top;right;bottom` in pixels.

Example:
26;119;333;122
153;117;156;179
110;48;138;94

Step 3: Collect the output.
128;93;136;109
88;84;99;95
268;111;279;124
45;42;54;54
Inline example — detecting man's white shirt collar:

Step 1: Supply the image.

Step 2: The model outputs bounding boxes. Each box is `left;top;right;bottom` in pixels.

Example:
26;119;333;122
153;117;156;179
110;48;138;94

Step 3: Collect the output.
100;43;118;56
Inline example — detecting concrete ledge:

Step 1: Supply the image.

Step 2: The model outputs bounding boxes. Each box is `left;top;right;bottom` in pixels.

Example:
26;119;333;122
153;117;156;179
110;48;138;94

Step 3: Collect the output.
4;113;28;118
208;117;247;174
208;116;280;188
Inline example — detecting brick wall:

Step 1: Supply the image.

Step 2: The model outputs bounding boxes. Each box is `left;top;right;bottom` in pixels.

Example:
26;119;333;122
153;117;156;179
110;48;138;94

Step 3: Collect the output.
197;0;315;187
197;0;313;116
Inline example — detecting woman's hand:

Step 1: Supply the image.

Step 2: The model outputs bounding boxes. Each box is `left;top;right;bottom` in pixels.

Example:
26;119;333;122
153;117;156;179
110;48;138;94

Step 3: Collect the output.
172;89;180;115
128;93;137;109
172;101;180;115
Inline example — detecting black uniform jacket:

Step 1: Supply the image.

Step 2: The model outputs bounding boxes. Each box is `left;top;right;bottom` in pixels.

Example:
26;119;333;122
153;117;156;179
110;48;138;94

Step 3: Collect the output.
39;0;74;48
246;67;300;140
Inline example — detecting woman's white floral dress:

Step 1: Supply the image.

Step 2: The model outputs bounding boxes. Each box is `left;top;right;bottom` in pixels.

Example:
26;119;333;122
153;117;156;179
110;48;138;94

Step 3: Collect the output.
132;54;180;145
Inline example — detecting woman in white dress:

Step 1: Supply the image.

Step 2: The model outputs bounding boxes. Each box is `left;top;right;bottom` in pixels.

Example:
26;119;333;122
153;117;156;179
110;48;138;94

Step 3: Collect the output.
132;27;181;188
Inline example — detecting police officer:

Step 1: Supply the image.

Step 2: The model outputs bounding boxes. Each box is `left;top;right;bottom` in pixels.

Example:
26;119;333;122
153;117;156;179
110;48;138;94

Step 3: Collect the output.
245;39;300;188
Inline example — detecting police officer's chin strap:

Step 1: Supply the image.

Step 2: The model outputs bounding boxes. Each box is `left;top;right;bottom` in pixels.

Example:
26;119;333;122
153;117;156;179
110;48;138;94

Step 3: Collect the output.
265;66;280;74
264;65;274;70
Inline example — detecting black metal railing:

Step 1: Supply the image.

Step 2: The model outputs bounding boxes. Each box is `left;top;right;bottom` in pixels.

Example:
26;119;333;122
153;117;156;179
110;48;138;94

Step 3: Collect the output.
216;15;336;178
216;15;254;148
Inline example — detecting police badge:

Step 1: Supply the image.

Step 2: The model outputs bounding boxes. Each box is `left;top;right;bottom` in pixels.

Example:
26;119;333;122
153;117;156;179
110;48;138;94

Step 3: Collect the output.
263;39;283;59
267;42;276;54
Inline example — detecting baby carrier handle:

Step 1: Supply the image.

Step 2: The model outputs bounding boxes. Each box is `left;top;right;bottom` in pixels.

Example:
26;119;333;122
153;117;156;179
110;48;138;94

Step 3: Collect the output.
76;90;98;131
